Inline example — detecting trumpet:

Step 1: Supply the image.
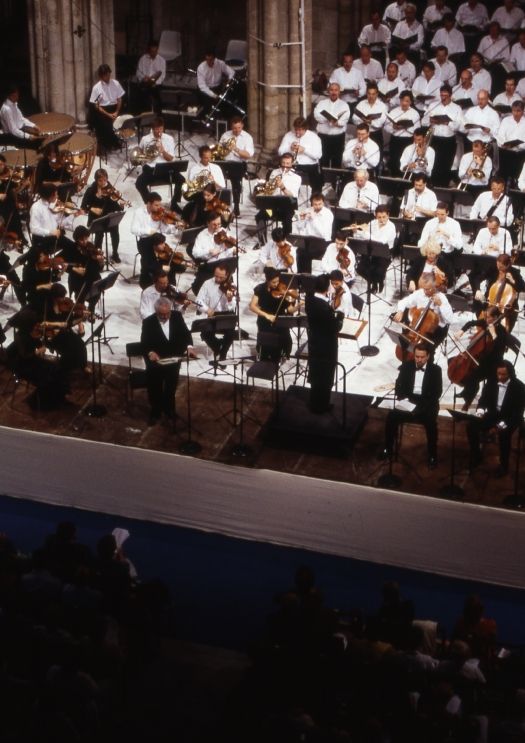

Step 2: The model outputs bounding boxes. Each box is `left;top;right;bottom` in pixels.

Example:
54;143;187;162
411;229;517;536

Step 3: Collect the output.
352;143;364;166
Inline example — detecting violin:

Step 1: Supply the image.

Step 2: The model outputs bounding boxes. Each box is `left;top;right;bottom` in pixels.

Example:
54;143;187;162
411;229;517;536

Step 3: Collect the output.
152;207;184;227
51;199;81;216
55;297;88;319
332;285;345;310
278;241;294;268
79;241;104;263
219;275;238;299
154;244;193;268
270;281;299;300
205;196;232;223
395;301;439;362
100;184;131;207
336;246;351;270
0;227;22;251
214;229;237;248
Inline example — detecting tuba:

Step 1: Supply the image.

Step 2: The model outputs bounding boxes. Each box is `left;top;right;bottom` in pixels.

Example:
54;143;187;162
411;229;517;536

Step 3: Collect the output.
210;137;236;161
181;170;215;199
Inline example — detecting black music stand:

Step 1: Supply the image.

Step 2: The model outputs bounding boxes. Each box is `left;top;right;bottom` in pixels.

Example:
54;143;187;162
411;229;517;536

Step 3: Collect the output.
191;312;238;377
84;318;107;418
89;211;126;271
289;235;329;274
255;194;297;217
378;176;411;216
442;394;467;500
322;167;352;200
349;237;391;357
87;272;119;352
334;206;374;231
151;160;188;200
179;353;202;454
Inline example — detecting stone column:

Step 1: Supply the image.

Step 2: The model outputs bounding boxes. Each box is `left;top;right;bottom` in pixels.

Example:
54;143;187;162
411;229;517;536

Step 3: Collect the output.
27;0;116;125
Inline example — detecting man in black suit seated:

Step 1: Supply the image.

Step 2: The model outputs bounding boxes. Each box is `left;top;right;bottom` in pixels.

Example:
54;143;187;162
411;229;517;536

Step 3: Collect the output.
467;360;525;477
379;343;443;468
305;273;344;414
140;297;197;426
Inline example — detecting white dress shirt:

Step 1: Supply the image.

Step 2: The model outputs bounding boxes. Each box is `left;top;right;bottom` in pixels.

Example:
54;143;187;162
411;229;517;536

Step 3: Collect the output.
510;41;525;70
136;53;167;86
492;91;522;116
328;282;355;316
89;79;125;106
320;242;356;281
220;129;255;161
352;100;388;132
187;161;226;189
130;206;175;238
29;198;65;237
462;104;501;143
496;115;525;151
313;97;351;136
422;101;463;138
456;2;489;28
268;168;301;198
338;181;380;210
353;58;384;83
452;83;478;108
423;4;452;29
329;66;366;103
278;129;322;164
196;59;234;98
492;5;525;30
0;98;33;139
193;227;236;262
398;288;454;326
401;187;438;218
383;2;407;26
412;75;442;112
400;143;436;178
259;240;297;272
378;75;405;110
470;191;514;226
392;20;424;51
196;277;236;314
418;216;463;253
477;35;510;63
353;218;397;250
342;137;381;169
470;67;492;92
384;105;421;138
472;226;513;255
295;206;334;240
394;58;417;87
517;160;525;189
139;131;175;167
430;58;458;87
458;151;492;185
358;22;392;49
139;284;185;319
431;27;467;56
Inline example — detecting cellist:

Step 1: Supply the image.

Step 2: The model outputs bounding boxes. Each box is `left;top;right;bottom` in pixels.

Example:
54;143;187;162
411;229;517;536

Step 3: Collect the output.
473;252;525;332
393;273;454;355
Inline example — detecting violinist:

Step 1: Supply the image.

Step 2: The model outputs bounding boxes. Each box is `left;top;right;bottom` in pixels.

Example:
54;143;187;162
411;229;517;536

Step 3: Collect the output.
58;225;104;307
405;239;454;294
139;232;186;290
181;183;230;228
195;264;237;364
29;184;78;254
354;205;397;293
473;252;525;332
131;191;178;258
394;273;454;351
249;266;297;360
34;143;75;197
192;212;237;294
38;283;88;373
328;270;354;317
0;154;27;246
467;361;525;477
379;343;442;469
453;306;511;410
139;269;188;320
81;168;124;263
320;232;356;286
259;227;297;273
6;310;69;410
22;249;67;313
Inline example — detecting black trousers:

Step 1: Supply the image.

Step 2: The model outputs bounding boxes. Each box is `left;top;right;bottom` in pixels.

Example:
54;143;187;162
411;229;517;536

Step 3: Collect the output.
385;407;438;459
430;135;457;187
145;360;181;417
200;324;236;360
295;163;323;194
308;357;336;413
319;133;346;168
136;164;184;204
467;414;516;469
93;105;120;151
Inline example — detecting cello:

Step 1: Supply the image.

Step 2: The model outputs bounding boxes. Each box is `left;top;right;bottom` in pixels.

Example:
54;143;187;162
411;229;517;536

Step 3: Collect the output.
395;300;440;362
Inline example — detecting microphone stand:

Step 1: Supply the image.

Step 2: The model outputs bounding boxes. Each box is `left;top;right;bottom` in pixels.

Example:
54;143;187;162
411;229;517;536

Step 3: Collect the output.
360;197;380;357
179;353;202;454
440;387;465;500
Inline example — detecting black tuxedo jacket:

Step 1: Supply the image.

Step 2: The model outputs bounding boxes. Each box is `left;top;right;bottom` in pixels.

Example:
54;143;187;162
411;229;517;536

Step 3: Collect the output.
140;311;193;361
396;360;443;416
305;294;343;361
478;376;525;428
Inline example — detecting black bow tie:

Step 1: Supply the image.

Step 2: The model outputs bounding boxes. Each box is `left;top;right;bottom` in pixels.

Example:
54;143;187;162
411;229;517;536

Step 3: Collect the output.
416;366;426;372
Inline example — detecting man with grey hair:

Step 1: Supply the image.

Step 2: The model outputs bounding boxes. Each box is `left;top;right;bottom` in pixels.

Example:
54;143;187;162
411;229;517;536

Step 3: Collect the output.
140;296;196;426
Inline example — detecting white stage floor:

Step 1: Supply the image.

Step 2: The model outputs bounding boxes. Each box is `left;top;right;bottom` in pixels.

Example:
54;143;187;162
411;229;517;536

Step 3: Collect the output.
1;127;524;416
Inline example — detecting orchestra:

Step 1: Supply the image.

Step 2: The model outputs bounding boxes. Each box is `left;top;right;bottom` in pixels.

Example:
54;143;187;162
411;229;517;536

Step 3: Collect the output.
2;4;525;482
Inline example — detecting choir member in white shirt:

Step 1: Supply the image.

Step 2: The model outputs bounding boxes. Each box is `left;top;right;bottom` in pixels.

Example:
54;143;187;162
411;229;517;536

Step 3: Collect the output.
431;14;467;59
452;69;478;110
195;263;237;363
400;174;438;220
0;84;40;148
492;0;525;36
136;39;166;115
352;83;387;149
89;64;125;151
472;216;513;256
393;49;417;87
462;89;500;146
510;29;525;70
470;177;514;226
328;270;355;316
493;77;521;116
342;124;381;171
458;139;492;189
313;82;351;168
496;101;525;182
457;1;490;32
392;4;424;53
400;128;436;180
358;10;392;54
320;233;356;285
430;47;458;87
329;53;366;106
196;50;234;115
423;1;452;32
192;211;237;294
259;227;297;273
135;116;179;203
412;62;442;114
422;83;462;186
218;117;255;216
278;116;323;192
418;202;463;260
353;46;384;83
468;53;492;93
338;169;380;211
354;205;397;292
378;62;405;111
384;91;421;176
383;0;407;31
477;21;511;64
